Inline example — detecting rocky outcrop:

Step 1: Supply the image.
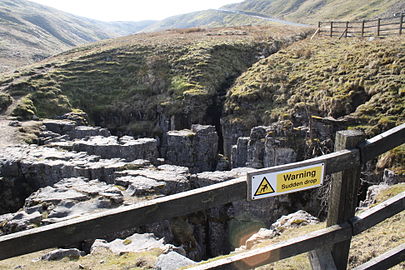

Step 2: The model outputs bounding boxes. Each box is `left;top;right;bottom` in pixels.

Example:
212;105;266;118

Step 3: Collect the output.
242;210;319;250
230;124;300;169
72;136;158;162
165;125;218;173
156;251;196;270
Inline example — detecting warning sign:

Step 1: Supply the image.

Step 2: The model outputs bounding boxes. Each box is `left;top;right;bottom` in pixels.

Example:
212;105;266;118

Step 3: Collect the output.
247;162;325;200
254;177;275;196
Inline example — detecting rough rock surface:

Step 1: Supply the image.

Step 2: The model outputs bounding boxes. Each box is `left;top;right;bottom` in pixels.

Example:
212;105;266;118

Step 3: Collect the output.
72;136;158;162
241;210;319;250
165;125;218;173
156;251;196;270
271;210;319;231
91;233;168;255
41;248;82;261
231;125;298;169
359;184;390;208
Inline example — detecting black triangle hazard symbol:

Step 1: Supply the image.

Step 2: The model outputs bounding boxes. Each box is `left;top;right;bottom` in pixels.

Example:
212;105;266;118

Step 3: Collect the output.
254;177;275;196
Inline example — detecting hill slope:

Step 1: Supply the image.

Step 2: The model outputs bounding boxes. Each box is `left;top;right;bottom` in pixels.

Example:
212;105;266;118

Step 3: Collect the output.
142;9;279;32
0;0;155;73
223;0;405;24
0;25;310;136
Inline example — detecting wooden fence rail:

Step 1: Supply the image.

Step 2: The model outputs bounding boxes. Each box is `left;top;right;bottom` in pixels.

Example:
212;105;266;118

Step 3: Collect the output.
187;192;405;270
0;123;404;268
317;13;405;38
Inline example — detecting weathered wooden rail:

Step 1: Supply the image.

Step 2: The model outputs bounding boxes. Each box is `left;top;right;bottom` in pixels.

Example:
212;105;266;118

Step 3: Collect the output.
0;123;404;269
188;192;405;270
316;13;405;38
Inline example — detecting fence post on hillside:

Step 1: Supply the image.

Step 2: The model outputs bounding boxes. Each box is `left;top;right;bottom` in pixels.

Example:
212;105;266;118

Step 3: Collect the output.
361;20;365;37
377;18;381;36
325;130;365;270
400;13;404;35
345;21;349;37
330;21;334;37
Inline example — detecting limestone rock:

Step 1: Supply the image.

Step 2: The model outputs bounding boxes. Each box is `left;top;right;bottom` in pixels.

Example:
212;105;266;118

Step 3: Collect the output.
115;176;166;196
271;210;319;231
383;169;404;185
165;125;218;173
190;167;255;188
72;136;158;162
245;228;278;249
43;119;76;135
231;137;249;167
67;126;111;139
155;251;196;270
359;184;390;208
91;233;167;255
41;248;82;261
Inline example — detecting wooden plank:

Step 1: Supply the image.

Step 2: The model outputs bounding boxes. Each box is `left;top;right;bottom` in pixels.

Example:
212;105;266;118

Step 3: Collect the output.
187;224;352;270
327;130;365;270
379;22;401;27
311;28;320;40
359;123;405;162
351;191;405;235
352;243;405;270
247;149;359;179
0;177;247;260
309;247;337;270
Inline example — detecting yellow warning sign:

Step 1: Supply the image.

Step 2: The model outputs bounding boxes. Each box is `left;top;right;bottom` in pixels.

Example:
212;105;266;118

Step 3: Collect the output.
254;177;275;196
276;165;323;192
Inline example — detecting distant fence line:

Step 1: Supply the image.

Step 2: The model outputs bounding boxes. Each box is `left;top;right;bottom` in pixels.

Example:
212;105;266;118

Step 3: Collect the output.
315;13;404;38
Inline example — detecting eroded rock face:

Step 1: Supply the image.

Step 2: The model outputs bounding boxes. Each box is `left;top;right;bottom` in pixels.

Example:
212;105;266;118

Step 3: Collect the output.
72;136;158;162
231;125;298;169
165;125;218;173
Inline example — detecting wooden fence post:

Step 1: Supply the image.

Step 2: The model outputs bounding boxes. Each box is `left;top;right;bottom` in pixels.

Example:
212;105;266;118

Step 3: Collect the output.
318;21;322;35
326;130;365;270
345;21;349;37
330;21;333;37
361;20;365;37
377;18;381;37
400;13;404;35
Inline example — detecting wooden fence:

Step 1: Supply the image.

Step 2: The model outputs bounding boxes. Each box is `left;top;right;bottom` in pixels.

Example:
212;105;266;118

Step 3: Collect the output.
315;13;405;38
0;123;404;270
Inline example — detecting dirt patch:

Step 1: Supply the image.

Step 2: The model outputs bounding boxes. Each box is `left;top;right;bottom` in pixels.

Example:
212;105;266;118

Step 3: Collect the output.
0;116;41;147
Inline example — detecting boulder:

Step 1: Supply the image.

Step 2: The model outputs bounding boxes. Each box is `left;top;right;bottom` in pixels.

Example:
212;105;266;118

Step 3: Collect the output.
91;233;167;255
271;210;319;231
245;228;278;249
41;248;82;261
156;251;196;270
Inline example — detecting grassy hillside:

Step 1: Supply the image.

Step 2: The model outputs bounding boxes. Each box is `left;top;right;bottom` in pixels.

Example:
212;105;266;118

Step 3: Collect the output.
0;25;309;136
224;37;405;137
142;9;278;32
223;0;405;24
0;0;155;73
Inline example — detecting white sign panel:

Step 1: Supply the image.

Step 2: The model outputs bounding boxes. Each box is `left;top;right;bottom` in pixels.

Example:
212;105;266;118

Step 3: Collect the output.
247;162;325;200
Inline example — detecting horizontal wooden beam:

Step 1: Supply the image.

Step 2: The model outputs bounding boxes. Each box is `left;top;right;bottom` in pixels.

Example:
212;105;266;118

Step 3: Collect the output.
352;243;405;270
0;177;247;260
248;149;359;178
351;191;405;235
187;224;352;270
359;123;405;162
